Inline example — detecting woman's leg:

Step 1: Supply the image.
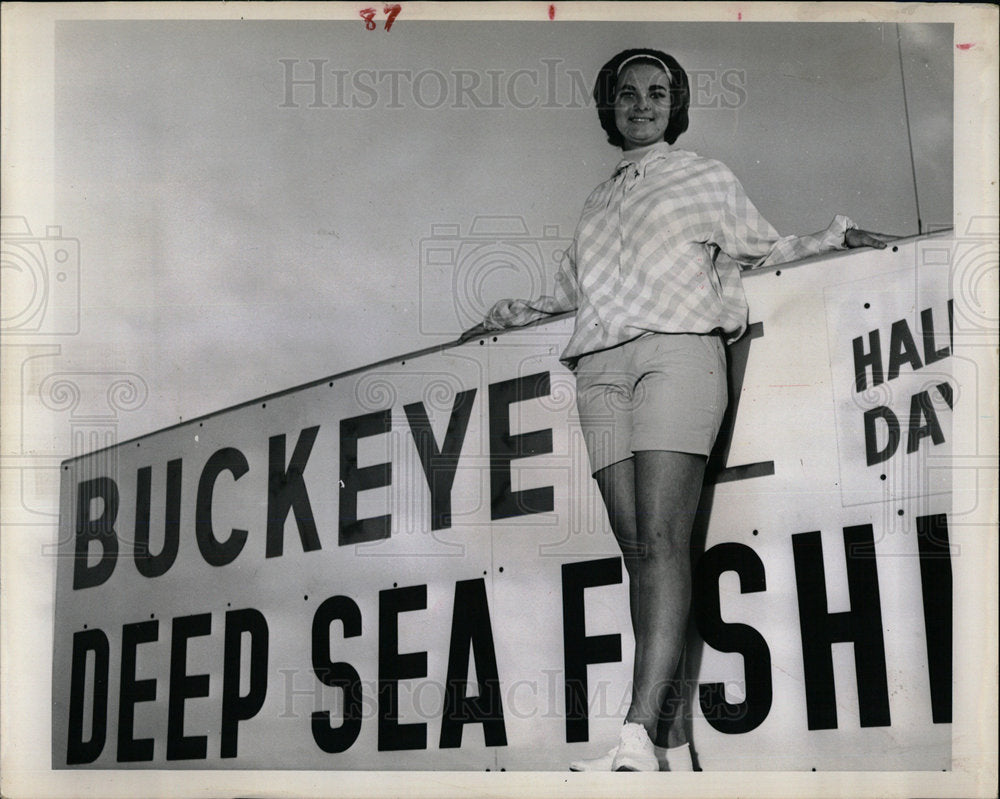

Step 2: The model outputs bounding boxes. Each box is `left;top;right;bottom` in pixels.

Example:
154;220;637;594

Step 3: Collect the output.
593;452;702;745
662;657;690;748
625;449;706;737
568;459;642;772
593;459;640;631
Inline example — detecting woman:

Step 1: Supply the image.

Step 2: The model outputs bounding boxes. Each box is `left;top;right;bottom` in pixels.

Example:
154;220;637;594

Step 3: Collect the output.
462;48;887;772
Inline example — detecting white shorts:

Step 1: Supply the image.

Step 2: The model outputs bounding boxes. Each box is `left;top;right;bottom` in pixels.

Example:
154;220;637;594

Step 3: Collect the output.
574;333;728;474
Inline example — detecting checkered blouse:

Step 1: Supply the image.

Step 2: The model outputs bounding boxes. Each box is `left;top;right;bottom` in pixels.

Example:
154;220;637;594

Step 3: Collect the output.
483;143;853;366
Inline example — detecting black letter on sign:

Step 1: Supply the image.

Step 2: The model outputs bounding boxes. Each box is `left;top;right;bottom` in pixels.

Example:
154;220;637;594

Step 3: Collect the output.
693;543;772;734
488;372;553;520
852;329;883;391
117;620;159;762
378;584;427;751
562;558;623;743
134;459;182;578
404;388;476;531
920;307;951;365
73;477;119;590
863;406;900;467
947;298;954;349
440;578;507;748
705;322;775;485
221;608;269;758
792;527;890;730
917;513;952;723
267;426;321;558
340;410;392;546
195;448;250;566
167;613;212;760
887;318;924;381
66;628;109;765
312;595;363;754
906;390;946;454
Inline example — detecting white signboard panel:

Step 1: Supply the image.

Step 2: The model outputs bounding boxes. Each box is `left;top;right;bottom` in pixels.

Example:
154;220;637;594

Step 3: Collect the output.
53;235;954;771
825;267;953;506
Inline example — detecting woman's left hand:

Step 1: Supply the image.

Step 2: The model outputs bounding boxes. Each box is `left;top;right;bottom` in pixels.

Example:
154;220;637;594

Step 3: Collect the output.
845;228;892;249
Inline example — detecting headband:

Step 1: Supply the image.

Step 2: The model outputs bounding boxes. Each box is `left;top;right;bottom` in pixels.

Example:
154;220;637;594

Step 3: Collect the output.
616;53;672;79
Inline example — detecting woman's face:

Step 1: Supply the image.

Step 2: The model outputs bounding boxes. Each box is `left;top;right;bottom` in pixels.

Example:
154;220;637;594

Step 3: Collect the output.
613;63;672;151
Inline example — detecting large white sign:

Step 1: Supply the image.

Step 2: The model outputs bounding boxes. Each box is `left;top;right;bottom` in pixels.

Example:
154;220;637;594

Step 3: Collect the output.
53;235;954;770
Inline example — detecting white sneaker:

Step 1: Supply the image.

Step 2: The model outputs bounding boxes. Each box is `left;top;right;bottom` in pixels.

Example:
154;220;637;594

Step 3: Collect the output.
568;747;617;772
611;722;659;772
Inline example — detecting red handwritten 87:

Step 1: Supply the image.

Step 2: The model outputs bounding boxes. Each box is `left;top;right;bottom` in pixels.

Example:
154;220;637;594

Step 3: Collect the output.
360;4;402;31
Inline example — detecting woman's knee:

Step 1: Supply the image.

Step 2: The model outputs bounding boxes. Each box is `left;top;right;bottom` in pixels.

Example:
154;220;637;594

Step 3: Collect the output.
635;526;692;567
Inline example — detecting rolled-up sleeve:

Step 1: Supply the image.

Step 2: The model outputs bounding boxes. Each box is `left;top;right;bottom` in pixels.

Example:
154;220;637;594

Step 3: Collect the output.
716;170;855;269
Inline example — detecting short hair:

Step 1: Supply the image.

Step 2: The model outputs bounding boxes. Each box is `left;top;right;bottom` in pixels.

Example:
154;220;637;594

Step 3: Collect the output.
592;48;691;147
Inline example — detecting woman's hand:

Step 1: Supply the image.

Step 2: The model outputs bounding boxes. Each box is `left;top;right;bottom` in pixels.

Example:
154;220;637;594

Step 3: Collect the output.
458;322;490;343
845;228;892;249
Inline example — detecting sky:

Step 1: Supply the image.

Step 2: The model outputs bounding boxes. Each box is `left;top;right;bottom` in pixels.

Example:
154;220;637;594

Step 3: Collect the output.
40;18;953;442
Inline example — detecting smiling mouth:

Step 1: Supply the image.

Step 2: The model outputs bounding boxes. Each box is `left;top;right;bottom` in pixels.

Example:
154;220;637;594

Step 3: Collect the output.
630;117;655;122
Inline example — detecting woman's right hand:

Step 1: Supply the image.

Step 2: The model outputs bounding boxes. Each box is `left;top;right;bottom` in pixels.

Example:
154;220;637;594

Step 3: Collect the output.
845;227;893;249
458;322;490;343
